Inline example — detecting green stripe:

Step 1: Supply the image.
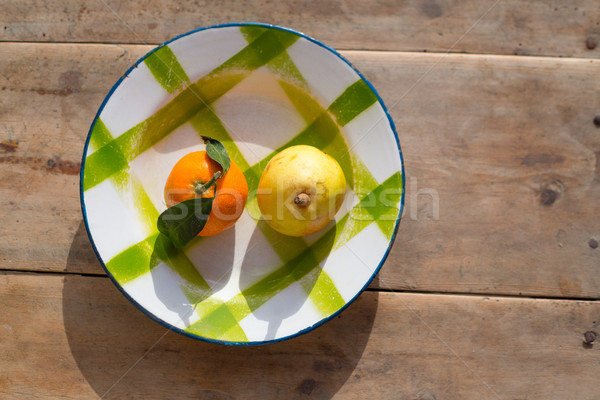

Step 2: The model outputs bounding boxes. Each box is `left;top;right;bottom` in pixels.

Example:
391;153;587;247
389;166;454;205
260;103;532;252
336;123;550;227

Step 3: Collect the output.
332;171;403;249
309;213;356;252
185;303;248;341
105;232;212;294
241;247;318;313
218;325;248;342
301;269;346;316
279;80;324;124
308;220;338;261
83;140;129;190
160;245;200;287
144;45;190;93
321;127;354;189
90;118;113;149
226;251;319;324
328;79;378;126
190;71;249;105
267;51;308;89
282;111;340;150
213;27;300;74
349;155;380;198
112;170;159;235
110;80;219;161
241;26;309;90
188;297;226;321
254;219;308;262
153;234;211;291
226;294;253;323
301;228;346;314
239;25;266;42
189;107;251;172
367;171;403;239
105;234;161;284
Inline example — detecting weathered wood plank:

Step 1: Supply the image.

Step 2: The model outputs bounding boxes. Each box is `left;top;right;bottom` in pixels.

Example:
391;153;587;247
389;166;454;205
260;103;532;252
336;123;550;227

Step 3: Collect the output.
1;42;599;298
355;51;600;298
2;0;600;58
0;43;142;274
0;272;598;399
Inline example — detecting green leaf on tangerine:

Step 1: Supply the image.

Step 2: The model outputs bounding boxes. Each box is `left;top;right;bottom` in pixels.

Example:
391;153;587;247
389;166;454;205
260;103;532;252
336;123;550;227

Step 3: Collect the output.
157;195;214;248
203;136;230;176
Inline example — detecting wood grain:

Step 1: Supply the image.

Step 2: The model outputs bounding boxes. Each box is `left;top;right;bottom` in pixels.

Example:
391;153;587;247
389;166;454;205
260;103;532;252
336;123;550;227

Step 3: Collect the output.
0;43;144;274
0;272;598;399
1;42;599;298
2;0;600;58
360;51;600;299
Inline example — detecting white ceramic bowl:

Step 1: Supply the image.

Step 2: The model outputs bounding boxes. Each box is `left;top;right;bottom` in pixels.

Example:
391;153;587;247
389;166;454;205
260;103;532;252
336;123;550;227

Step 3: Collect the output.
81;23;404;345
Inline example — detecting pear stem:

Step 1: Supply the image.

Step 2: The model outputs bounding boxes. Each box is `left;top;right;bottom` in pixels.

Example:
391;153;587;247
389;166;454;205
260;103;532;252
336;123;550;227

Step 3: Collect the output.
294;193;311;207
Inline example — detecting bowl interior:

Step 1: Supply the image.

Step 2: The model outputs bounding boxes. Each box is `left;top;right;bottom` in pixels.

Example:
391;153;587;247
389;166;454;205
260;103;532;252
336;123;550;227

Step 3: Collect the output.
82;24;404;344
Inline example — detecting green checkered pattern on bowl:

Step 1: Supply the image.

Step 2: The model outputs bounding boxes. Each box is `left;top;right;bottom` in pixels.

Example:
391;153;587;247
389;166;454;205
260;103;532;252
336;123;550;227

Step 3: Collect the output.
83;25;403;343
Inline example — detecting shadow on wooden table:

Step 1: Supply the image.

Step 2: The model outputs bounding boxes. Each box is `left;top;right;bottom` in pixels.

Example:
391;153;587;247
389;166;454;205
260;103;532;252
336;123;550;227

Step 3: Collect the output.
63;221;378;399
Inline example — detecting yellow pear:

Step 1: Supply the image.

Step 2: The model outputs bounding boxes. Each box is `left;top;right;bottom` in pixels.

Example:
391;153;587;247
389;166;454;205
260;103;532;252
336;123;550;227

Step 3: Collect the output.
257;145;347;236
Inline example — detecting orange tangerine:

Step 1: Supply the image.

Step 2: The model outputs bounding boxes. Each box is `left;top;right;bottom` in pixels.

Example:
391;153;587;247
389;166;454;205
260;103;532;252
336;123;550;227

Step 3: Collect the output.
164;151;248;236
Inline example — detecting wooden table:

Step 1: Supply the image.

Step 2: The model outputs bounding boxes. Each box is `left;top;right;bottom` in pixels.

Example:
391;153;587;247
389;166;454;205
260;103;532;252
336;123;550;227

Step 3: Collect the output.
2;2;599;399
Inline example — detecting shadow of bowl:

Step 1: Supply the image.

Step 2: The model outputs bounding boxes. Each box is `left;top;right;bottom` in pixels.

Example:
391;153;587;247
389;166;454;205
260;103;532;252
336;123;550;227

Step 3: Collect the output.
64;221;378;399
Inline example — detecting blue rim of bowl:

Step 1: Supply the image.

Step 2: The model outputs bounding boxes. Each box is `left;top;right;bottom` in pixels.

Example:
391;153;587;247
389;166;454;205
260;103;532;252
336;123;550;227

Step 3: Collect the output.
80;21;406;346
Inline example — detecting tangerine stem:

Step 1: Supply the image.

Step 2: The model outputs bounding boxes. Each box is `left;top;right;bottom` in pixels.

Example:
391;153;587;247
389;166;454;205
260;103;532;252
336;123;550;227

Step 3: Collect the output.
194;171;221;195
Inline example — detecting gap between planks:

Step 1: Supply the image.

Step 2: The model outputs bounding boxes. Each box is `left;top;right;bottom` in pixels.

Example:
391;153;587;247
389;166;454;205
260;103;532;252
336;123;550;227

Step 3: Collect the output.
1;40;600;64
1;269;597;302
